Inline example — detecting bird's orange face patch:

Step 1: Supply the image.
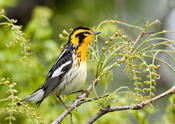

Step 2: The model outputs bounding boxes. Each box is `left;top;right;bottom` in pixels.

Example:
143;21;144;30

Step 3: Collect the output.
84;33;94;44
70;29;93;46
70;29;95;62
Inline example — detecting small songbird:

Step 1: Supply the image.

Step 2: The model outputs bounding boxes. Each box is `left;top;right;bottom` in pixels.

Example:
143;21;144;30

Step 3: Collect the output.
19;26;100;106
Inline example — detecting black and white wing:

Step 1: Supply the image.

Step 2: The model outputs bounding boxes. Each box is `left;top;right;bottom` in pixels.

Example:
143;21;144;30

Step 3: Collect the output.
20;42;74;106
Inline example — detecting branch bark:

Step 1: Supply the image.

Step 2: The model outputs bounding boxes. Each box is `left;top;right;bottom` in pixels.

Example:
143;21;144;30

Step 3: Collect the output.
51;78;100;124
86;85;175;124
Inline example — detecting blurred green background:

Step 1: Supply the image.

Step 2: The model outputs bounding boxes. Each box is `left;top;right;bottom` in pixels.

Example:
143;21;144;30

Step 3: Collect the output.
0;0;175;124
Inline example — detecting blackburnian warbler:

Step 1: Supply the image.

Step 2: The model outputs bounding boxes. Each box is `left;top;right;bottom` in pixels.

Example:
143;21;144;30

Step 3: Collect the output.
19;26;100;106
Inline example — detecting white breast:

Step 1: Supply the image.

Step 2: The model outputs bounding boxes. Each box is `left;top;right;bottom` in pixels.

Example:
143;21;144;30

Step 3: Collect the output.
55;59;87;95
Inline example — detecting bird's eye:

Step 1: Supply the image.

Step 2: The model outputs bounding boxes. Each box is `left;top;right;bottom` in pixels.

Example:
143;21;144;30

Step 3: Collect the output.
84;32;90;36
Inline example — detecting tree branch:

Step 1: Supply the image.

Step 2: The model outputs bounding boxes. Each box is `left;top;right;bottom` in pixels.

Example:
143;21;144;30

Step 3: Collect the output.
86;85;175;124
51;77;101;124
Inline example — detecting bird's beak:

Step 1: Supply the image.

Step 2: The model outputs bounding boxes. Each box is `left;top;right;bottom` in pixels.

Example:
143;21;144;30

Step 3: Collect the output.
93;32;101;35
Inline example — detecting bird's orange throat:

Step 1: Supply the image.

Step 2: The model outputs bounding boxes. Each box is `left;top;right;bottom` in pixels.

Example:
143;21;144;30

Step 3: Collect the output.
77;43;89;62
76;35;94;62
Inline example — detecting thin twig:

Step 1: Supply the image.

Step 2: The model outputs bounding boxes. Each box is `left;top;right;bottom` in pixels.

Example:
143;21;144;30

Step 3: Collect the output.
86;85;175;124
131;31;144;52
79;94;109;104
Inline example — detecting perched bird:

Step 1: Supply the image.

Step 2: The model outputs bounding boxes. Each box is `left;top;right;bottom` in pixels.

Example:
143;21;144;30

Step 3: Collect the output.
19;26;100;106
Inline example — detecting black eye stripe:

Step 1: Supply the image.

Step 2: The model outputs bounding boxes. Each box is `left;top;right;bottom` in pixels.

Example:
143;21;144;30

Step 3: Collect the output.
75;32;84;37
73;31;91;45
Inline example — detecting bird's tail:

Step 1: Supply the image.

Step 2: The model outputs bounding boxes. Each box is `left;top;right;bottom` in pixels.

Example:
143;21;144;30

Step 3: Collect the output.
18;88;45;106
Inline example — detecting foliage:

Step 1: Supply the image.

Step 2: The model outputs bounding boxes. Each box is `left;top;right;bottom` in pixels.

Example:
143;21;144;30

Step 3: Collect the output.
0;78;43;124
0;8;175;124
89;20;175;104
